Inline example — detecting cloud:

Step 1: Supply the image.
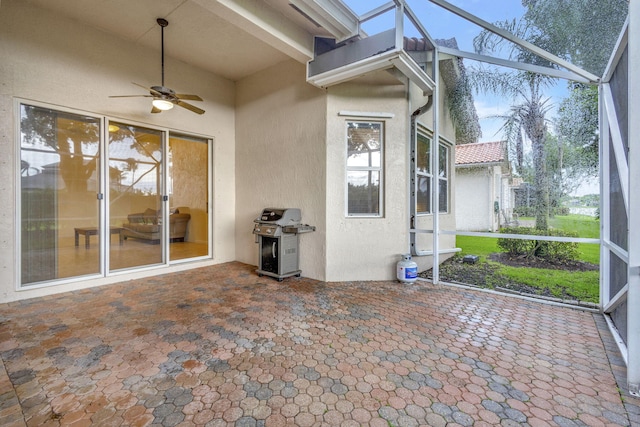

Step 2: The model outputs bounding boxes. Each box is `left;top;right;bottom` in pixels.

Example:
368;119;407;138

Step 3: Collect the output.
472;99;510;142
474;99;509;119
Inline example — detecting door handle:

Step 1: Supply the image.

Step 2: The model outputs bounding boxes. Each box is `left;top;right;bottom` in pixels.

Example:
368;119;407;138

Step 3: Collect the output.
272;242;276;258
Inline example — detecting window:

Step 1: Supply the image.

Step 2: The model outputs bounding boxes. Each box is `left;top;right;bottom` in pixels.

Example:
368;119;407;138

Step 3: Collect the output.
416;131;449;214
346;121;383;216
438;143;449;213
416;133;431;214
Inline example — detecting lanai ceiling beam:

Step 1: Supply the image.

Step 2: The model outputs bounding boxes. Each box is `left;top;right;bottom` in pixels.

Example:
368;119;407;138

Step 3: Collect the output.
438;47;593;84
427;0;601;83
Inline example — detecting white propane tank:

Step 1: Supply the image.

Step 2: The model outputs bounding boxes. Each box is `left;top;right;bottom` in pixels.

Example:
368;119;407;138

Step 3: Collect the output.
397;254;418;284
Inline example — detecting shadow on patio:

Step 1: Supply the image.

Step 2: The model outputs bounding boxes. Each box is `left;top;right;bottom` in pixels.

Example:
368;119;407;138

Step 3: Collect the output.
0;262;638;426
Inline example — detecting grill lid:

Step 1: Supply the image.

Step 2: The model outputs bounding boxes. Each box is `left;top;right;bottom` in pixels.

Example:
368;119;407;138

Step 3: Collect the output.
255;208;302;225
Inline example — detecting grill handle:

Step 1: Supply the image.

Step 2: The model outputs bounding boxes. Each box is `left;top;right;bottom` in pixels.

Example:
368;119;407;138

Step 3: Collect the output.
272;242;276;258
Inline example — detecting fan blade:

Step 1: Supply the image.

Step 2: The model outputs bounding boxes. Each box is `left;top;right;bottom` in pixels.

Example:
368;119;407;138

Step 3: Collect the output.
175;94;203;101
151;106;162;114
176;100;205;115
109;95;153;98
132;82;163;96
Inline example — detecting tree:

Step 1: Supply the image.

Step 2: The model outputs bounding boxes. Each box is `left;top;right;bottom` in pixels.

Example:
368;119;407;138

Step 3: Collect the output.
521;0;627;182
522;0;628;77
470;0;626;228
554;83;599;176
21;105;100;193
472;19;556;230
436;38;482;145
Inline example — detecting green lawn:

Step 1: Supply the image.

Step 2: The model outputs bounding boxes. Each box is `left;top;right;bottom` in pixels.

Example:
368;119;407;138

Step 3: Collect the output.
551;215;600;264
450;215;600;303
518;214;600;238
549;214;600;238
456;235;500;260
498;265;599;303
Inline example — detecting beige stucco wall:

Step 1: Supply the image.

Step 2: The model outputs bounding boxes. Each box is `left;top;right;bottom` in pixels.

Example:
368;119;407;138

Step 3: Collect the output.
0;0;236;302
235;60;327;280
456;165;502;232
324;70;457;281
235;64;459;283
325;81;408;281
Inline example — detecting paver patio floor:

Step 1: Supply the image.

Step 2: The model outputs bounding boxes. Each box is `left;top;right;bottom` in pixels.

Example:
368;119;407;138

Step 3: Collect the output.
0;262;638;426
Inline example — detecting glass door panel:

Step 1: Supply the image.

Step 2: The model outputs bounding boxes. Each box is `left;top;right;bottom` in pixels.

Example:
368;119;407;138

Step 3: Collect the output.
20;104;101;284
168;134;209;261
108;123;163;271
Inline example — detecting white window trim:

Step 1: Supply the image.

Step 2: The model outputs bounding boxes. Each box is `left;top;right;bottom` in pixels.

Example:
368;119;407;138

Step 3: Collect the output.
345;120;384;218
416;132;433;215
438;142;451;214
415;127;452;216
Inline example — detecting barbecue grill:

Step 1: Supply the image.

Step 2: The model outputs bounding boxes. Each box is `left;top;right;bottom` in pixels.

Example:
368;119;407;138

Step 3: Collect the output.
253;208;315;281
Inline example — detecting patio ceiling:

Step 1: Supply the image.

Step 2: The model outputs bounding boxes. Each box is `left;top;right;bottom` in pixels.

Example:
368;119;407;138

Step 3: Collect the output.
18;0;600;87
20;0;336;81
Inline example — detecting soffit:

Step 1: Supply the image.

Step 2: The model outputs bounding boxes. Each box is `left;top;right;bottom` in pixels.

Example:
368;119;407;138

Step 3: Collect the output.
20;0;333;81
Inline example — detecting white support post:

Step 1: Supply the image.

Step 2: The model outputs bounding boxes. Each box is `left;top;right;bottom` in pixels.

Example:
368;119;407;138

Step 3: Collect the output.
627;0;640;397
431;48;440;284
600;84;610;307
602;84;630;212
395;1;404;49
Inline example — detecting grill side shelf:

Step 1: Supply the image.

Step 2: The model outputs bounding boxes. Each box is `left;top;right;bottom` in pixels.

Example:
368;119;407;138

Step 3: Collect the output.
283;225;316;234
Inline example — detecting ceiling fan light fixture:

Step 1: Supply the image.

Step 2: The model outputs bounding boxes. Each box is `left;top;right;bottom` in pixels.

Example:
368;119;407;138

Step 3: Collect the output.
109;18;205;115
152;99;174;110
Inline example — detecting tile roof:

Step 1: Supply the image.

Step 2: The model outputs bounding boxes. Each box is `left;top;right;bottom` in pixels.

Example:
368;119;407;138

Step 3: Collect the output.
455;140;505;165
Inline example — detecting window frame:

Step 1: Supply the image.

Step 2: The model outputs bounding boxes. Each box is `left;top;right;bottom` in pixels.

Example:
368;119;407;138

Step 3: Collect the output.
345;120;384;218
416;132;432;215
16;99;214;290
438;142;450;214
415;128;451;215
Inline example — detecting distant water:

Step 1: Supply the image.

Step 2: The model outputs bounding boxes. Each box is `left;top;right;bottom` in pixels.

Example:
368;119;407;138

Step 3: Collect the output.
569;207;598;217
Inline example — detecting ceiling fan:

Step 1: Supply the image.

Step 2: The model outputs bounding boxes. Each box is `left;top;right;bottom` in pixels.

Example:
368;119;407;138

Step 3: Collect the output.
110;18;205;115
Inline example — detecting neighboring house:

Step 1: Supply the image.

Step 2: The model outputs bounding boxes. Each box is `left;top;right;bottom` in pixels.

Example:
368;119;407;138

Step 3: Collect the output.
0;0;477;302
455;141;514;232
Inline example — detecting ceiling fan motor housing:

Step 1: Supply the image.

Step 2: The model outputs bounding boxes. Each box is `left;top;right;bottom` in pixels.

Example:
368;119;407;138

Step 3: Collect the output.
151;86;176;97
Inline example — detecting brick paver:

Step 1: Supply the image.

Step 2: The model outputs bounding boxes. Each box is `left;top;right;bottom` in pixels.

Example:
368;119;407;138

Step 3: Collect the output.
0;261;638;426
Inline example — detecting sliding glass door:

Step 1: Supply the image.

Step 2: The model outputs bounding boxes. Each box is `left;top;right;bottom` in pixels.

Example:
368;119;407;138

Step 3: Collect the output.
20;104;102;284
108;123;164;271
19;102;211;287
168;134;209;261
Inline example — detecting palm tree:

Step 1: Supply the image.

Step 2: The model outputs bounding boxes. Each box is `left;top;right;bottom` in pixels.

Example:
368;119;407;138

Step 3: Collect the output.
470;20;556;230
124;157;138;185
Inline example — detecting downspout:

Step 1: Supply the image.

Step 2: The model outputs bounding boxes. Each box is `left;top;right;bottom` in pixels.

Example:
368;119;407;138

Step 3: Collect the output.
410;95;433;256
